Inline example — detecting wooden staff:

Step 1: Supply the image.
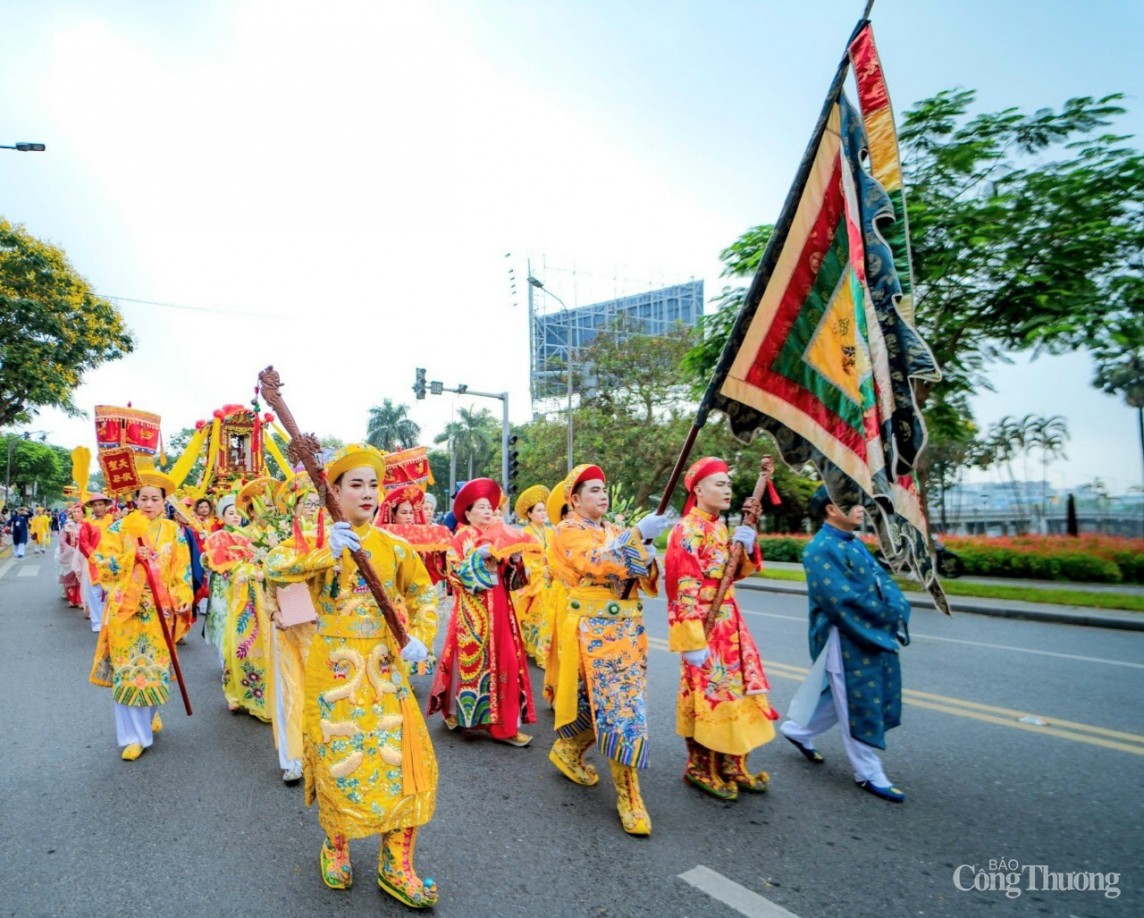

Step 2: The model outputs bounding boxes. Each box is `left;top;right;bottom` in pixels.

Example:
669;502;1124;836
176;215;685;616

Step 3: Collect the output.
258;366;408;647
134;543;193;716
702;456;774;639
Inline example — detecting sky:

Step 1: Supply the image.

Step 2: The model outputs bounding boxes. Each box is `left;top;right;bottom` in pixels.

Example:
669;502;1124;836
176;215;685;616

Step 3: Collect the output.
2;0;1141;494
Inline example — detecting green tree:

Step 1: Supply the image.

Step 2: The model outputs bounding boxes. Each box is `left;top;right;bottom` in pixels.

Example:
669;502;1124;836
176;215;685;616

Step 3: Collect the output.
1;434;70;504
1092;313;1144;490
0;219;134;425
513;315;820;524
365;399;420;451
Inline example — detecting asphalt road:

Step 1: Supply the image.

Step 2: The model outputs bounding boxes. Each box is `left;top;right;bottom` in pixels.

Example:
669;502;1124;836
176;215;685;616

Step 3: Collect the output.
1;548;1140;918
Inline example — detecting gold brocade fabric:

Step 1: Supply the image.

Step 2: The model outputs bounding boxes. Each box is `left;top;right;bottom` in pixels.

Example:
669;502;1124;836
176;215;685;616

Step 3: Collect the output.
266;524;439;840
89;517;193;706
665;508;776;755
513;523;556;663
548;515;658;767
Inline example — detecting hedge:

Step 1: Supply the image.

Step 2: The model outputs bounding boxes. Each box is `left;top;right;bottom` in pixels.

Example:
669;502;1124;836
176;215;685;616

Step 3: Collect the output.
755;534;1144;584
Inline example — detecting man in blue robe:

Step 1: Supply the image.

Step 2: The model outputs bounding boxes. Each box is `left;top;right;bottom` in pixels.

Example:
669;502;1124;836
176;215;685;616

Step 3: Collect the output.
780;486;911;802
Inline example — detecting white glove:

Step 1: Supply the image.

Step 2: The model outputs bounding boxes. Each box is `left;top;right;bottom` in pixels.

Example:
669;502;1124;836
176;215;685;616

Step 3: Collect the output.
400;636;429;663
645;542;657;564
635;513;671;541
475;544;493;559
732;525;757;551
682;647;709;668
329;521;360;556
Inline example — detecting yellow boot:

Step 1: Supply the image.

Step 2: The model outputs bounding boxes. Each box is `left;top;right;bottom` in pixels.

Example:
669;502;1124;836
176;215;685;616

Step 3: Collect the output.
378;827;438;909
548;729;599;786
151;713;163;734
319;834;352;890
683;738;737;800
608;760;651;836
121;743;144;761
721;753;770;793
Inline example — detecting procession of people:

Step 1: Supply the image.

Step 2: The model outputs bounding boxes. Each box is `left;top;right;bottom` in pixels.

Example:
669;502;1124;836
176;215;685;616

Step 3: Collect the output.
27;417;913;913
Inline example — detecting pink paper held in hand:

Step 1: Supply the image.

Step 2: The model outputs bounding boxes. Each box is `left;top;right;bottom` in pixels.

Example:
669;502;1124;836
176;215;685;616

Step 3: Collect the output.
276;581;319;626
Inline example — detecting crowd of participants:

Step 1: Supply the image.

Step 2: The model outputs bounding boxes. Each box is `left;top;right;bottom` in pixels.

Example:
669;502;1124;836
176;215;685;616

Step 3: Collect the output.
29;444;912;910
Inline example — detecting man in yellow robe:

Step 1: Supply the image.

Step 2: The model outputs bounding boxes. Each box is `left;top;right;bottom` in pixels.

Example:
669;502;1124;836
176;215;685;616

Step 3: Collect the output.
547;464;669;836
30;507;51;554
266;444;440;909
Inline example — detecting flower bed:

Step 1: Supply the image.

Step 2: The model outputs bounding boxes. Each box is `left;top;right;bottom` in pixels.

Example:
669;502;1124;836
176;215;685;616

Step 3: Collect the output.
756;533;1144;584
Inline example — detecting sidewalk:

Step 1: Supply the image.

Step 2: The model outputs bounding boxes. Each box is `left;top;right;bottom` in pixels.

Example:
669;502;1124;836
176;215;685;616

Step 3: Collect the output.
742;563;1144;632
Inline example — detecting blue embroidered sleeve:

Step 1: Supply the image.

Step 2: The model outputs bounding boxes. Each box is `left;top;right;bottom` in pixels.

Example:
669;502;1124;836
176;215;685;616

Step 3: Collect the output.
454;551;496;593
613;528;648;578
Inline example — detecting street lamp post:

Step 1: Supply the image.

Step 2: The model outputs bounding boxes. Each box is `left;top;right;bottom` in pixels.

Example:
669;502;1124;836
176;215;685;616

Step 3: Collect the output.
0;142;46;152
528;275;574;474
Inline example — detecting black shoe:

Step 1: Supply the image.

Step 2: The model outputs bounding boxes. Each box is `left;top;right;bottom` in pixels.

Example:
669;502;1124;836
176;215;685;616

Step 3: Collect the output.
856;780;905;803
784;734;824;764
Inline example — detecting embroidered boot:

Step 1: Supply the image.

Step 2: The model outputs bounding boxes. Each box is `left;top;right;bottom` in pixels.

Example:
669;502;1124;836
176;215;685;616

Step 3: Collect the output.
378;827;438;909
683;739;737;800
548;729;599;786
151;712;163;734
319;834;352;890
608;760;651;836
721;753;770;793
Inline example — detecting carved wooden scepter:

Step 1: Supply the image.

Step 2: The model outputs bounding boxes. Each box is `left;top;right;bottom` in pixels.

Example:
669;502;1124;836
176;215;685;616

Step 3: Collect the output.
258;366;408;647
702;456;774;639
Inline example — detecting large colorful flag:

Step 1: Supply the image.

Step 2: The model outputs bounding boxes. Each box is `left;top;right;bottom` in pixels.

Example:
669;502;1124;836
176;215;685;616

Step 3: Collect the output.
701;22;947;610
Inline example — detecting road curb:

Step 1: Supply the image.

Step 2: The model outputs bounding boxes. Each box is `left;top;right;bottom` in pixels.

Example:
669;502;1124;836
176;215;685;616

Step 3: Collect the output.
736;577;1144;633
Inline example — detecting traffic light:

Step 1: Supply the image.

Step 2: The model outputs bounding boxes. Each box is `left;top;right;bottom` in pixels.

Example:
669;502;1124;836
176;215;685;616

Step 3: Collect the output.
507;435;521;493
413;368;427;400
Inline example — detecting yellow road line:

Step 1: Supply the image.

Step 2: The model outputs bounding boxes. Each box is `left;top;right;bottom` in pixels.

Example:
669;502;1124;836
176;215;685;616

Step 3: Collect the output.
645;637;1144;755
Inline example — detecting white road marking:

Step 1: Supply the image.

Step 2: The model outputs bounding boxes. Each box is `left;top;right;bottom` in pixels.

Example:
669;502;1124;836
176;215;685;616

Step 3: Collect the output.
904;632;1144;670
678;866;802;918
734;604;1144;669
17;566;40;578
0;558;15;580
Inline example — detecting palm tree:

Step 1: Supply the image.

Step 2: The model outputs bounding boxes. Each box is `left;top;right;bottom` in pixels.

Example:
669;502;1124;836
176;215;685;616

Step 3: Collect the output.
1028;415;1069;524
366;399;420;451
433;406;498;479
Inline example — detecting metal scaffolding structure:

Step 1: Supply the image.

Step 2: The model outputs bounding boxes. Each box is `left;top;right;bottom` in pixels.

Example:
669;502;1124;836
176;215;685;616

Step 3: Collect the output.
526;260;704;415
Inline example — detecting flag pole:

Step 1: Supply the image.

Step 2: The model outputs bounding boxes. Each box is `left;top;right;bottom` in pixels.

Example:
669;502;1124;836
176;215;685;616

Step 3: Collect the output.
661;4;874;512
620;6;874;600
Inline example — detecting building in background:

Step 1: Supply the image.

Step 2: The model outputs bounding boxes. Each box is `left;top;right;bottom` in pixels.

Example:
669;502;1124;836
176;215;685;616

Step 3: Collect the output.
528;278;704;411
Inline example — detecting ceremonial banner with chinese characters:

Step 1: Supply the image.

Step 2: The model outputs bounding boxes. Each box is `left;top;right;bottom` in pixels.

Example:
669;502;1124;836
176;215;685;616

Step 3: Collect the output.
99;447;142;495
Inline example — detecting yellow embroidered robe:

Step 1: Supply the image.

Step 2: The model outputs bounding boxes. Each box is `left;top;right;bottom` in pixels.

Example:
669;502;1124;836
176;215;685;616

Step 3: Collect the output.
90;514;193;706
548;514;658;767
264;525;320;763
266;522;439;840
30;514;50;545
512;522;555;665
203;525;274;722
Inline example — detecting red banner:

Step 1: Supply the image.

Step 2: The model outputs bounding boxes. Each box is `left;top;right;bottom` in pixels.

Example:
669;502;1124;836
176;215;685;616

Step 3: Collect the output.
99;447;142;495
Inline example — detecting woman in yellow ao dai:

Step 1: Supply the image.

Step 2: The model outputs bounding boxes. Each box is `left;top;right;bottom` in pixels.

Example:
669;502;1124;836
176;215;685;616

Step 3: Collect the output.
90;470;192;761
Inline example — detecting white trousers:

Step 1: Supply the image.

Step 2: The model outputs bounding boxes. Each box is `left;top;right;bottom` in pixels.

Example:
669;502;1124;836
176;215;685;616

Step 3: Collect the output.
87;580;106;632
14;542;25;558
114;703;157;749
271;632;301;773
781;629;890;786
